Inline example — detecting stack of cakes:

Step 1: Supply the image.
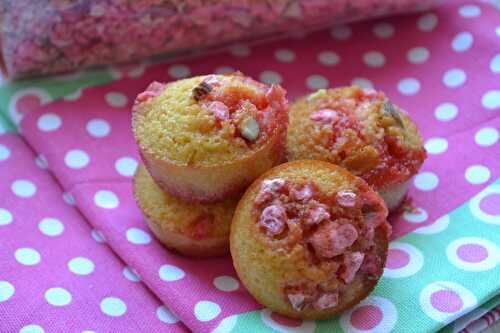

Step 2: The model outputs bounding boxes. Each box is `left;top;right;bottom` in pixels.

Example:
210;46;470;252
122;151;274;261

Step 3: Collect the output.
131;74;426;320
132;73;288;257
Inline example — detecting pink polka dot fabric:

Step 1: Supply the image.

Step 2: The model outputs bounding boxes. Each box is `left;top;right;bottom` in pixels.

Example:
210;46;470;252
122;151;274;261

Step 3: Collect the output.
0;135;188;332
1;0;499;332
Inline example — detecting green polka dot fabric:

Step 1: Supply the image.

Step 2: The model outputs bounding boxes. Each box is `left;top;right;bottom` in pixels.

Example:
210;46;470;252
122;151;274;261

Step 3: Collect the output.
219;180;500;332
1;1;499;331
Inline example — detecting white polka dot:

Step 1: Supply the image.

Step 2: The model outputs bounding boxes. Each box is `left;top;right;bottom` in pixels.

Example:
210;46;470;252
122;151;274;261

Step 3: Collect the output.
34;154;48;169
157;305;179;324
373;22;395;39
414;215;450;235
0;281;15;302
105;92;128;108
435;103;458;121
115;157;138;177
11;180;36;198
497;26;500;37
0;144;10;161
81;331;96;333
407;47;430;64
330;25;352;40
37;113;62;132
491;54;500;73
45;287;72;306
126;228;151;245
363;51;385;68
123;267;140;282
465;165;490;184
212;315;238;333
424;137;448;154
418;13;438;32
446;237;499;272
398;78;421;95
306;75;329;90
261;308;316;333
15;248;41;266
64;149;90;169
475;127;499;147
100;297;127;317
259;71;282;85
275;49;295;63
459;5;481;18
10;89;51;125
159;264;185;281
414;172;439;191
318;51;340;66
443;68;466;88
91;229;106;243
452;32;473;52
63;89;82;101
194;301;221;322
403;207;428;223
86;118;111;138
214;66;235;75
168;64;191;78
420;281;477;324
94;190;119;209
0;208;13;225
68;257;95;275
228;44;250;57
351;78;374;89
340;296;398;333
383;242;424;278
128;63;147;78
63;192;75;205
213;276;239;292
482;90;500;109
19;324;45;333
38;218;64;236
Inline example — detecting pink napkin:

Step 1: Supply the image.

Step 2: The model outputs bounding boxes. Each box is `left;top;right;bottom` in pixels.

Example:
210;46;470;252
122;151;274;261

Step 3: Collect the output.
1;0;499;332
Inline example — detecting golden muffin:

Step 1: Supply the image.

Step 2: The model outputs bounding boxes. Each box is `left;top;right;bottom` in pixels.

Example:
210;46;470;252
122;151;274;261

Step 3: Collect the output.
132;73;288;203
286;86;426;211
133;164;237;257
231;160;390;320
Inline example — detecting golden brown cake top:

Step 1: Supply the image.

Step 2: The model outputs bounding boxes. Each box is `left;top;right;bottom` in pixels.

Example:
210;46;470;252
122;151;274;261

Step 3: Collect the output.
231;160;390;319
133;74;288;167
287;86;426;189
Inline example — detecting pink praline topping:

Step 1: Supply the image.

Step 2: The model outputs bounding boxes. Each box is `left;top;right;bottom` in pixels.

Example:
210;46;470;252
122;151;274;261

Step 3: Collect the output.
310;109;339;123
203;101;230;121
135;81;165;104
313;292;339;310
337;191;357;207
259;204;287;236
306;205;330;225
290;183;314;203
308;223;358;258
265;84;287;109
340;251;365;283
288;293;305;311
255;178;286;205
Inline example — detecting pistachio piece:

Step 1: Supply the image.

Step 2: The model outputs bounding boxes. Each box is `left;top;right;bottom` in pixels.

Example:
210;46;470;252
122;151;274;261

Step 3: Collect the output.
240;116;260;141
307;89;328;102
381;100;404;128
192;81;212;101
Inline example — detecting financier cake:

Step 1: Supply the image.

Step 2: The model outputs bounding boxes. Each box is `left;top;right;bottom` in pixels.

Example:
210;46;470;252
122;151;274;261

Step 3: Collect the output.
133;164;237;257
132;73;288;203
286;86;426;211
230;160;390;320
